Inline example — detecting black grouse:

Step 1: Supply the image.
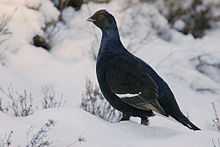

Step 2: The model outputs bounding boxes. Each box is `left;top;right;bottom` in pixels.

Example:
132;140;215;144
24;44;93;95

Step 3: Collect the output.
87;9;200;131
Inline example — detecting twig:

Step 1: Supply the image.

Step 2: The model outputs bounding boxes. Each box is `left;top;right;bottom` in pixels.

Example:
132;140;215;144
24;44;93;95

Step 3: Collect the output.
212;102;220;131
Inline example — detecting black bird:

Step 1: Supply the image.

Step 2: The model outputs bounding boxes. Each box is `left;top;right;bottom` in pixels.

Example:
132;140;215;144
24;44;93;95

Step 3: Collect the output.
88;9;200;130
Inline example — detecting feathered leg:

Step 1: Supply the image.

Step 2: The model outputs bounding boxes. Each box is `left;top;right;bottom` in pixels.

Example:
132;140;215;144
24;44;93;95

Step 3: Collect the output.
141;116;149;125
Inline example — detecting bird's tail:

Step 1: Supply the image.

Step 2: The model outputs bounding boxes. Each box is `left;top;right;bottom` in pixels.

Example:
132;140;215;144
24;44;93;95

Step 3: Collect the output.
172;112;201;131
149;99;168;116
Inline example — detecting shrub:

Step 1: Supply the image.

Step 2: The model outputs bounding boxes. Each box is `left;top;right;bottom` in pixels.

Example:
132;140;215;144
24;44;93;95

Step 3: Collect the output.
156;0;220;38
0;87;34;117
81;79;122;122
51;0;83;11
41;86;65;109
212;102;220;131
26;120;55;147
0;86;64;117
0;120;55;147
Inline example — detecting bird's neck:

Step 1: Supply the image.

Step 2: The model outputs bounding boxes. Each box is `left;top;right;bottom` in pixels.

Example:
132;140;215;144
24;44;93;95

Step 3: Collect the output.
99;28;126;55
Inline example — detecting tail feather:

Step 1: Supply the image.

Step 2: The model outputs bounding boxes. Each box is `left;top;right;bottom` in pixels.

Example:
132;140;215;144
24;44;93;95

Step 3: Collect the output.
149;99;168;116
172;113;200;131
157;92;200;131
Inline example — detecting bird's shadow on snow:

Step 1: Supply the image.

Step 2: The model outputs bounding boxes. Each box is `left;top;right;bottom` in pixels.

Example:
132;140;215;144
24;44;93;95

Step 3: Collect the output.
80;109;190;139
107;121;182;140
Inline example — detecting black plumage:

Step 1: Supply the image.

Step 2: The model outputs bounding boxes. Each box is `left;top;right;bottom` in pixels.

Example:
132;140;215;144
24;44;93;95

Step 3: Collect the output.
88;9;200;130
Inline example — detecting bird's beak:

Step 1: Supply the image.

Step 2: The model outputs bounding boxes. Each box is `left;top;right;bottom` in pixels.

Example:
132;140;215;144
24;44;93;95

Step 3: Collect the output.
87;17;96;22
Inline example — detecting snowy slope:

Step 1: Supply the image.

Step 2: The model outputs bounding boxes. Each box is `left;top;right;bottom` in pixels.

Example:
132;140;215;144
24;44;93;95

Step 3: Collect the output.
0;0;220;146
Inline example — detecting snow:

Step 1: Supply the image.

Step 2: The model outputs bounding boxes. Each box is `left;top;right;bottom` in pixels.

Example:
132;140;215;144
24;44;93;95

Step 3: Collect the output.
174;20;185;31
0;0;220;146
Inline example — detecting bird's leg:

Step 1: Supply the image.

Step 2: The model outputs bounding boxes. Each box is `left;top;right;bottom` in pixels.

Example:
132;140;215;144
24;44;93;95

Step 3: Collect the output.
141;117;149;126
120;113;130;121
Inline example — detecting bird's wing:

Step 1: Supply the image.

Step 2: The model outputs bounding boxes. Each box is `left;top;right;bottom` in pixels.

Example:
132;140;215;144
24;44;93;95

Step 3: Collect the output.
105;54;165;114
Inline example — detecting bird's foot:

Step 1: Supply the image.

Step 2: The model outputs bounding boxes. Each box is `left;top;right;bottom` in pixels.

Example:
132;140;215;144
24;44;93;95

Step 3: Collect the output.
141;117;149;126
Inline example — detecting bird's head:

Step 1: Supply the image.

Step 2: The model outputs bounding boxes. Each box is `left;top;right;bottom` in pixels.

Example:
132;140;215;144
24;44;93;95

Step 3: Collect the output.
87;9;117;32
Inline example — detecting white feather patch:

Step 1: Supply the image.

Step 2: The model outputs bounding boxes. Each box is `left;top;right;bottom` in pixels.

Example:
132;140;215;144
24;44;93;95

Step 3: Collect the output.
116;92;141;98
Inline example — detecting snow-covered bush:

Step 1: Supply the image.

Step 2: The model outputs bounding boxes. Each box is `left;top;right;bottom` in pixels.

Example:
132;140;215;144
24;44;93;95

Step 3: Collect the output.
0;120;55;147
41;86;65;109
51;0;83;10
156;0;220;38
119;0;172;51
81;79;122;122
0;87;34;117
26;120;55;147
0;86;64;117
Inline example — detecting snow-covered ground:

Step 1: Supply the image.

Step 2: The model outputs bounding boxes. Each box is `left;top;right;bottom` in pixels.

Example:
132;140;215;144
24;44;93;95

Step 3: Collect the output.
0;0;220;146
